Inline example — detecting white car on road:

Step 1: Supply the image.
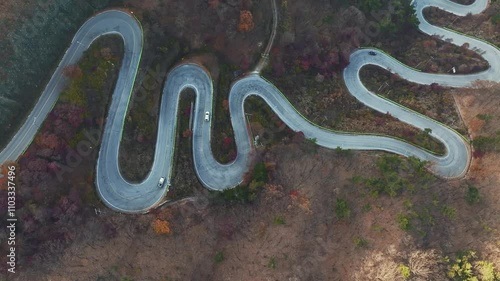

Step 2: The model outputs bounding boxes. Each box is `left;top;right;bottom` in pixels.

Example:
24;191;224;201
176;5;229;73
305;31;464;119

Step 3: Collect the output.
157;177;165;188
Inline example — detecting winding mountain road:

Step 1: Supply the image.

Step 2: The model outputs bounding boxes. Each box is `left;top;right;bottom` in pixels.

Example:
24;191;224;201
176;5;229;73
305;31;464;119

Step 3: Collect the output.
0;0;498;213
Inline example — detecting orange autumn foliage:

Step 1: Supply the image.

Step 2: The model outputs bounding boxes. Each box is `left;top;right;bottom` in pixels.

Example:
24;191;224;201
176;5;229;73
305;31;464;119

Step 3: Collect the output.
152;219;171;235
208;0;219;8
222;99;229;111
0;161;17;190
290;190;312;214
62;65;83;79
238;10;254;32
0;168;6;190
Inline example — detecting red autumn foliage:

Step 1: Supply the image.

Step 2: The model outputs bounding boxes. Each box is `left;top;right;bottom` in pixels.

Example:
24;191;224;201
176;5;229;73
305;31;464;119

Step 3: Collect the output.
222;99;229;111
19;158;52;187
27;158;49;172
240;55;251;70
53;103;84;128
300;58;311;71
37;132;60;150
182;129;193;138
53;119;75;141
184;105;191;117
47;162;60;172
422;39;437;49
472;149;485;159
222;136;233;148
137;133;145;143
208;0;219;9
293;131;305;144
62;65;83;79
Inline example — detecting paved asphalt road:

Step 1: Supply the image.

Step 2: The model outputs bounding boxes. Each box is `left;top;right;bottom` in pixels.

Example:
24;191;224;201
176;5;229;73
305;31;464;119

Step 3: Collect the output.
0;1;498;213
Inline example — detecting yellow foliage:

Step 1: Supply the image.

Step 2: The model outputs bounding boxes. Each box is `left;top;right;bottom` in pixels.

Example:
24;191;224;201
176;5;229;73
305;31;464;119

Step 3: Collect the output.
61;79;86;107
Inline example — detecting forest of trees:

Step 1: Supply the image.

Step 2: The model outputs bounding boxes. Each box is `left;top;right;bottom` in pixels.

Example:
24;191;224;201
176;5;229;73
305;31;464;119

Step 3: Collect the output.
0;38;121;270
269;0;419;79
0;0;123;149
359;0;419;35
